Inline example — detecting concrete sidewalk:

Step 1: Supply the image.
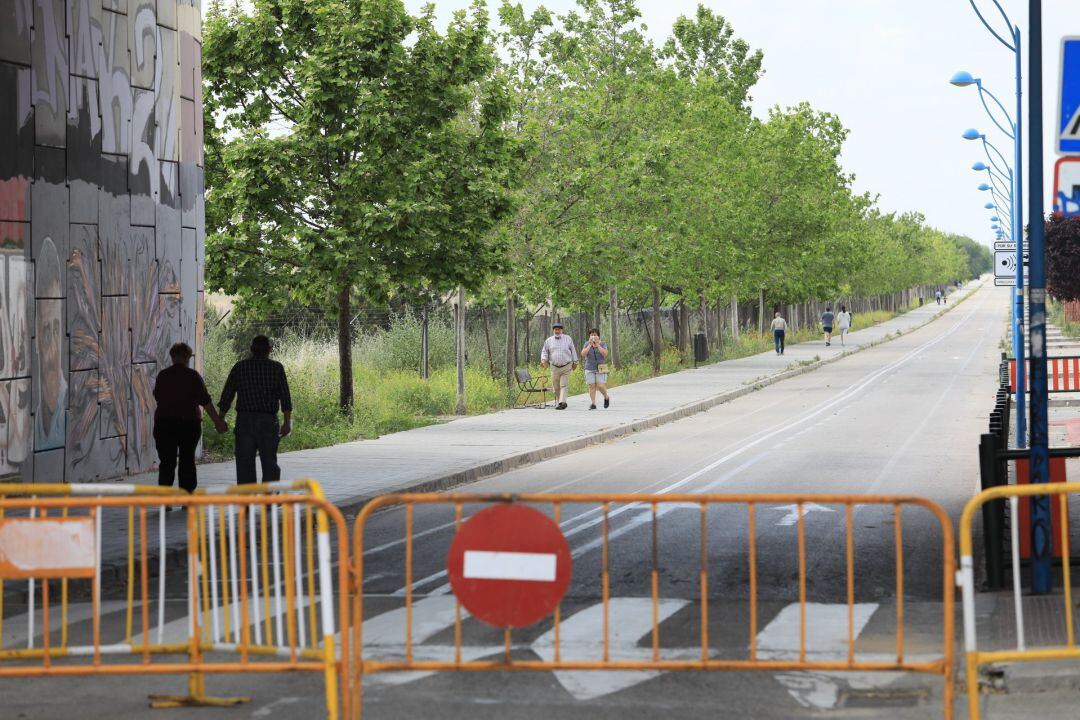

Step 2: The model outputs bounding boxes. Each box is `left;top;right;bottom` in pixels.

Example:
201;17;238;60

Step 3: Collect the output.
127;281;984;512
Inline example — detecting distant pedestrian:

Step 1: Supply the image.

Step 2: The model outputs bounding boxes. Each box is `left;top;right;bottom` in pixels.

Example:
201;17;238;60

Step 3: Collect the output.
770;311;787;355
540;322;577;410
942;290;947;305
835;305;852;346
580;328;611;410
153;343;227;494
218;335;293;484
935;289;942;305
821;307;835;347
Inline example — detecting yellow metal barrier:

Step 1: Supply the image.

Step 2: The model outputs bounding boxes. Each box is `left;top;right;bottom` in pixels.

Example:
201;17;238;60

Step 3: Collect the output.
959;481;1080;720
351;492;956;719
0;480;351;719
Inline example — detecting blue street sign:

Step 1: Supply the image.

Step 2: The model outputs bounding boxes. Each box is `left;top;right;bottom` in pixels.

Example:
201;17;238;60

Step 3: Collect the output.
1058;37;1080;155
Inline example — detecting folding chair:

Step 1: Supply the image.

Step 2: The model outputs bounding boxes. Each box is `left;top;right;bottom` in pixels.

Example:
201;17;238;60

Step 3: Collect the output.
514;368;551;408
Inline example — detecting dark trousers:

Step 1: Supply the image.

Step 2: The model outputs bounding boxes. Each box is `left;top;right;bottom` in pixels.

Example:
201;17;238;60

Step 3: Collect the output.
235;411;281;485
154;417;202;493
774;329;785;354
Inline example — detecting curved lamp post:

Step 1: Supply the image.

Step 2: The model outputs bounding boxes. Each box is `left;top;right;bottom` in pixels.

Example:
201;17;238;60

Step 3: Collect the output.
963;0;1050;597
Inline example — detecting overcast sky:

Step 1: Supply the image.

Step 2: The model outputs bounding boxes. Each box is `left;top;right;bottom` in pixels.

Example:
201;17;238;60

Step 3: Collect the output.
404;0;1076;247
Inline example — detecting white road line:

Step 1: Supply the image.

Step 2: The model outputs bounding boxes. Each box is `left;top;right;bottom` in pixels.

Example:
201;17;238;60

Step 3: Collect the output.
769;503;834;527
753;602;937;710
531;597;691;700
361;596;496;686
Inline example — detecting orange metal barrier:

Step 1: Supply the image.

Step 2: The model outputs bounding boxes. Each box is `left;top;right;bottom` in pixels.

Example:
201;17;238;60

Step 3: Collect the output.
0;481;351;719
1009;356;1080;392
351;492;956;719
959;482;1080;720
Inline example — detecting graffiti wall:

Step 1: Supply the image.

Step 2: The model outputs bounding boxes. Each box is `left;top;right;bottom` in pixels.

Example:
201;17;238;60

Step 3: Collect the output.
0;0;204;482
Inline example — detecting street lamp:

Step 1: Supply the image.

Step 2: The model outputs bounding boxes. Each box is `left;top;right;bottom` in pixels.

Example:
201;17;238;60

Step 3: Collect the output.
963;0;1051;597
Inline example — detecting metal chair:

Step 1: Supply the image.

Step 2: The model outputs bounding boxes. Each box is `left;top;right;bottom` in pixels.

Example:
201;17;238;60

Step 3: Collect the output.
514;368;550;408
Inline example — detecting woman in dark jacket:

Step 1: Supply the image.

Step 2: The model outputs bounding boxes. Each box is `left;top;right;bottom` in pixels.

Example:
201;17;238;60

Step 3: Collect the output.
153;343;227;493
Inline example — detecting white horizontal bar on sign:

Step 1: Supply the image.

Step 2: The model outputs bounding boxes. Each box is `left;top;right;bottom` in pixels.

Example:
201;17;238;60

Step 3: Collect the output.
463;551;557;582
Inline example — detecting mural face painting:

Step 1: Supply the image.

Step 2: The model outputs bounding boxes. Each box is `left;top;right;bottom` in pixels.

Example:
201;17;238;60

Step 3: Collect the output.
0;0;204;482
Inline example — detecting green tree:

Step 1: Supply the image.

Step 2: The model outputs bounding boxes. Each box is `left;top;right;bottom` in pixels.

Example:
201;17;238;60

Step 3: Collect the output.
203;0;516;411
1046;215;1080;301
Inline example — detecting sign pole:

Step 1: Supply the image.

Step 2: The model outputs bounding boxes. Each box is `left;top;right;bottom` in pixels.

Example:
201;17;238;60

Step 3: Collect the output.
1014;25;1027;448
1027;0;1052;595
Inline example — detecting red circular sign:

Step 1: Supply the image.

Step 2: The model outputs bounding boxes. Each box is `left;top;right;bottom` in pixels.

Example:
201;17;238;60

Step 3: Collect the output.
447;504;572;629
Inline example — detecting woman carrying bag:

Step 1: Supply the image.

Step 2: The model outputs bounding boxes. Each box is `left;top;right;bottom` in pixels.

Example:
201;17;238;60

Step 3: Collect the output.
580;328;612;410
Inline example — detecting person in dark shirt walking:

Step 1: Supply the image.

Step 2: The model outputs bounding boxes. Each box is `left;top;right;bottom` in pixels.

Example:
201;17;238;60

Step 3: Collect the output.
153;343;228;493
218;335;293;484
821;307;835;347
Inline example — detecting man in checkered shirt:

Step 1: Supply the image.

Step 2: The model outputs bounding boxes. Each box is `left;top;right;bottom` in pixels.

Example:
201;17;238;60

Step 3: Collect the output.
218;335;293;484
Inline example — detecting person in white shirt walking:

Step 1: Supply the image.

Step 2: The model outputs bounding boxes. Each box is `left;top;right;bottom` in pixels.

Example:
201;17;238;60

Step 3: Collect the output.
540;322;577;410
835;305;852;346
770;311;787;355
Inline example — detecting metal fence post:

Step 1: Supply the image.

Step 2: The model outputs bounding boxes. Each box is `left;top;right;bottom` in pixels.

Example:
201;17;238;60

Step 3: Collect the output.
979;433;1005;589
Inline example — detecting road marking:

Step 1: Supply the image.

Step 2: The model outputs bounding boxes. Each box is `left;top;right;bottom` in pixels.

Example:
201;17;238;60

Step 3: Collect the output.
363;596;464;647
768;503;834;527
391;291;986;597
531;597;691;700
362;596;496;686
754;602;926;710
463;551;557;582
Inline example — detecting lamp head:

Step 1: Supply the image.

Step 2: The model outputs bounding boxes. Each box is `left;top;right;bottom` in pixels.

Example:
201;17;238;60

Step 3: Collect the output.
962;128;983;141
985;202;995;209
972;161;989;171
950;71;978;87
978;183;992;191
990;216;1000;222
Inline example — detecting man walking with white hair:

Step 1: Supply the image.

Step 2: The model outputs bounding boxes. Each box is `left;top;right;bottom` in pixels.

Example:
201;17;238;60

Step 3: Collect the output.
540;321;577;410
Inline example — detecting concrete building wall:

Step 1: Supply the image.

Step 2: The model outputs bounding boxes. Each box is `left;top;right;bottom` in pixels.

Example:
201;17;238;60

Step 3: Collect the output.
0;0;204;482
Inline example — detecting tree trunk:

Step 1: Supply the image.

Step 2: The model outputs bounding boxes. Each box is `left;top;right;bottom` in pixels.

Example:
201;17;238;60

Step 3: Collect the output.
730;295;739;341
524;314;531;365
609;285;620;369
481;306;496;379
680;298;691;359
420;302;430;380
714;297;723;346
505;295;516;387
651;282;662;375
337;286;354;413
455;286;467;415
758;288;765;334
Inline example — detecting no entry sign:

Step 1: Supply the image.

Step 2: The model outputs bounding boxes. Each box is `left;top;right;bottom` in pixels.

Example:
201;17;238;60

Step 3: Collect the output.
447;504;572;628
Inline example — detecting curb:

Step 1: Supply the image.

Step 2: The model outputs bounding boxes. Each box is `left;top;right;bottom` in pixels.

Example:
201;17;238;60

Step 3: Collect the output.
328;282;984;517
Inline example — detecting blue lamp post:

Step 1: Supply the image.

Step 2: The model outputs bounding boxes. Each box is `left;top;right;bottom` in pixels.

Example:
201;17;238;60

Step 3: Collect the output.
962;0;1050;594
961;124;1026;454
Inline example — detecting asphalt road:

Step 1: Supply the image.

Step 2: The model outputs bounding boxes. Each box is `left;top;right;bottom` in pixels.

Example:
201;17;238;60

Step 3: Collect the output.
342;284;1006;719
0;284;1011;719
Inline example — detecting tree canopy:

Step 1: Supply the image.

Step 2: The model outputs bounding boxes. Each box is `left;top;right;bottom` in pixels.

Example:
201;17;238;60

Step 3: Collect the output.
203;0;989;407
203;0;517;408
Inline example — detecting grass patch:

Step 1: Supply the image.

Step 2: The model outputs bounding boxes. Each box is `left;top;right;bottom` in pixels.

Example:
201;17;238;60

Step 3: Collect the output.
1050;300;1080;339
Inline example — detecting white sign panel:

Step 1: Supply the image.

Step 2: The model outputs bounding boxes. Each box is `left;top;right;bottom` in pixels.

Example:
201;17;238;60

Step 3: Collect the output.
995;251;1017;277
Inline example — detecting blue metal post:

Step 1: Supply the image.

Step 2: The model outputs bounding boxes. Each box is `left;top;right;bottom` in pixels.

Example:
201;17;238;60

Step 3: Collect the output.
1014;27;1027;448
1026;0;1051;594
